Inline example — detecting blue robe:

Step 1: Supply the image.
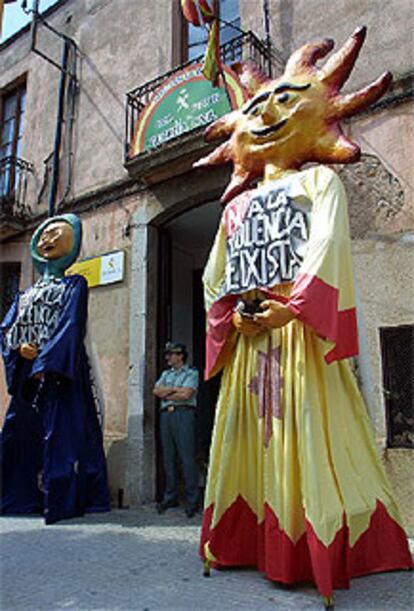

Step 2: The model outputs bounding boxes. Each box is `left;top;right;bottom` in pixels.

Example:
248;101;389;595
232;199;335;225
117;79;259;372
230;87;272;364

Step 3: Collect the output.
0;274;110;524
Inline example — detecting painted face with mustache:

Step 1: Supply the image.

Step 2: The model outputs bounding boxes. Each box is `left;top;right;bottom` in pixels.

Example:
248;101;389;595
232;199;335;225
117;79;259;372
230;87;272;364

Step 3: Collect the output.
234;78;320;171
194;27;392;204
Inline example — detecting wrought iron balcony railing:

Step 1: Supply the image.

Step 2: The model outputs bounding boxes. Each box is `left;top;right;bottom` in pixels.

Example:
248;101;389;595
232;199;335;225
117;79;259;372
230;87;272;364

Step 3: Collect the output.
0;155;34;219
125;31;283;162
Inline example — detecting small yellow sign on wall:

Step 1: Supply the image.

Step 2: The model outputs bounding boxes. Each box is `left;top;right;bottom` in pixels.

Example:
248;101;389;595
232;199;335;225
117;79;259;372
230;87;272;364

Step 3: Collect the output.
66;251;125;288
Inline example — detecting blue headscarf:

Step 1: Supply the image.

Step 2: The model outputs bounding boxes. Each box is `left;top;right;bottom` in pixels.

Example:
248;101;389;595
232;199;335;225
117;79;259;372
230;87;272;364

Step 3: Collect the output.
30;213;82;278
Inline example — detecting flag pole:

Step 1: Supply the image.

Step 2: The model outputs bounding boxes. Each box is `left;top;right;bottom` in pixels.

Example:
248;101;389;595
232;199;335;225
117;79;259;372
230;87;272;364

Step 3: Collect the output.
219;65;233;110
181;0;234;109
213;0;233;110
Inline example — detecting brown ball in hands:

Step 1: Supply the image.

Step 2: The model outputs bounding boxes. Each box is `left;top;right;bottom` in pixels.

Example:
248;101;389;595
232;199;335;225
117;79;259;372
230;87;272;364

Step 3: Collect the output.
253;300;295;329
232;311;265;337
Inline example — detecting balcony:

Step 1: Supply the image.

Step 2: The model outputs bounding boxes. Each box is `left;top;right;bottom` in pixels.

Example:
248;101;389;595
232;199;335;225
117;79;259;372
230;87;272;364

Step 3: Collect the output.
124;31;283;182
0;156;34;240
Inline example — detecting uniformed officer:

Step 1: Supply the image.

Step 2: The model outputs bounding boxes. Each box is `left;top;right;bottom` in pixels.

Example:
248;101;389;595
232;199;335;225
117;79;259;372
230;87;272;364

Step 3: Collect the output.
153;342;200;517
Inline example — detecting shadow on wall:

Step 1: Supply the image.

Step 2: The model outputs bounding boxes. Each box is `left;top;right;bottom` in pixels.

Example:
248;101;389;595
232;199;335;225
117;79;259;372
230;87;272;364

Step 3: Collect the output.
338;154;405;238
279;0;294;60
78;51;125;145
105;437;128;508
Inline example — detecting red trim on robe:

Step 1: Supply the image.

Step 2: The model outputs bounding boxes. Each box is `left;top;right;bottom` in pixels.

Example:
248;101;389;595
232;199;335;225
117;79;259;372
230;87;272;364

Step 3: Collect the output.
286;272;358;363
200;494;258;566
204;271;359;378
205;294;238;379
200;496;413;596
223;191;252;238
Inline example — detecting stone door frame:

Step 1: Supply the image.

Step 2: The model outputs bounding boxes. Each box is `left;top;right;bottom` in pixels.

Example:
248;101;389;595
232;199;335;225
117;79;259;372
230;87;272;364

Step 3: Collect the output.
125;167;228;506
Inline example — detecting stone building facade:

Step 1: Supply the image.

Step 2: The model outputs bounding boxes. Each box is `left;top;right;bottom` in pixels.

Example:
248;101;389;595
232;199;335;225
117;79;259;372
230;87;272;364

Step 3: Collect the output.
0;0;412;531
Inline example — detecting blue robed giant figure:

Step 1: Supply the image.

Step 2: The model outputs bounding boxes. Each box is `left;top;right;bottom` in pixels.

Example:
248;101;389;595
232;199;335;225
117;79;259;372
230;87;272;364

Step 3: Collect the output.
0;214;110;524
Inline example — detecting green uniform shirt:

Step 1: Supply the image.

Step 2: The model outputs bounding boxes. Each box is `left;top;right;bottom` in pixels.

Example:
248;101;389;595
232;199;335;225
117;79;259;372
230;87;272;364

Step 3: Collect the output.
155;364;199;410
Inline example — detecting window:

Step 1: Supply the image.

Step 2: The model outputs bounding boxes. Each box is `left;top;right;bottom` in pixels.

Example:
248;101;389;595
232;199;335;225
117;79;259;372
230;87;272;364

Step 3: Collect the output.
181;0;241;62
380;325;414;448
0;0;60;43
0;82;26;201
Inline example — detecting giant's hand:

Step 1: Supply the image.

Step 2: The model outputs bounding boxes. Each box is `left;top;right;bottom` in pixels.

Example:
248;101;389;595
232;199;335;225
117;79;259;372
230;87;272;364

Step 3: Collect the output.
232;311;265;337
19;343;38;360
254;300;295;329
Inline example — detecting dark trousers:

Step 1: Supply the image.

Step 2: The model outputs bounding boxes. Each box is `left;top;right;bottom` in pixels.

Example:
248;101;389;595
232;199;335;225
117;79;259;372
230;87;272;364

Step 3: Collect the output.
160;410;199;507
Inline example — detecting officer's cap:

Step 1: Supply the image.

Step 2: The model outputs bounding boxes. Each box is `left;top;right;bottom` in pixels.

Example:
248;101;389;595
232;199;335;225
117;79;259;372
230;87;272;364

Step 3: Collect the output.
164;341;187;355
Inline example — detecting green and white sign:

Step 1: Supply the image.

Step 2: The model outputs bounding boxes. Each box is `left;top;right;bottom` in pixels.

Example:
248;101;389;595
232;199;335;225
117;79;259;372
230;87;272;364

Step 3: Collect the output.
130;63;246;155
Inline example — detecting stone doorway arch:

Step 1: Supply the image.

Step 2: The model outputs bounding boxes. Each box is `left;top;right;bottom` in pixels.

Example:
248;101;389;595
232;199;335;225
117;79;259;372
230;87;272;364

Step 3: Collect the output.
125;166;229;506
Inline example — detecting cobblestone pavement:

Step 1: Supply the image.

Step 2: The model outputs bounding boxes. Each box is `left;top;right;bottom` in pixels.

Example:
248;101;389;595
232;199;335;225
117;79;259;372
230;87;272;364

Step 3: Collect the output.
1;506;413;611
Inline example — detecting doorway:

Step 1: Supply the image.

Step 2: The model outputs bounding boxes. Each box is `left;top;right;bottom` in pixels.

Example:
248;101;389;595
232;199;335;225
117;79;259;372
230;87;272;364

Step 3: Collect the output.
155;200;222;500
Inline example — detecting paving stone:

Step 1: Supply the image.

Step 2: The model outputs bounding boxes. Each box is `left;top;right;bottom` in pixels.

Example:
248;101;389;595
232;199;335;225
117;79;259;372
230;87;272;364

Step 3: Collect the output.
1;506;412;610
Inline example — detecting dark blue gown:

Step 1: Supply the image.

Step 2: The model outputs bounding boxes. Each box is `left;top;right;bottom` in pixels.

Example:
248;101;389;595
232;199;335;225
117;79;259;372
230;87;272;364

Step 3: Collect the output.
0;274;110;524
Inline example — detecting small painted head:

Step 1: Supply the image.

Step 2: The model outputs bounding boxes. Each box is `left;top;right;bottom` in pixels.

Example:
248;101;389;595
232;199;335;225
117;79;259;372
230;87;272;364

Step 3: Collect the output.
194;27;392;203
30;213;82;277
37;221;74;260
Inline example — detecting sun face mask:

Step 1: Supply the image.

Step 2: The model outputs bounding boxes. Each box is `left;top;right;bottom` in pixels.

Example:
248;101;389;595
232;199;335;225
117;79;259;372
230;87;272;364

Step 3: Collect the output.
195;26;392;203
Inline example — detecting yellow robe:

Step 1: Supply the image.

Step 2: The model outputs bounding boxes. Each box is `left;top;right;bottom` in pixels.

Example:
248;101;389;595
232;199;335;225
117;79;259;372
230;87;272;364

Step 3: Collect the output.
200;166;411;596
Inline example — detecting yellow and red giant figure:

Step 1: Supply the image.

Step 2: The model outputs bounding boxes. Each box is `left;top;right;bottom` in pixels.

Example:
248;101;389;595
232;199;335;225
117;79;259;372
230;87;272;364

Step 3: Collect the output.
197;27;412;603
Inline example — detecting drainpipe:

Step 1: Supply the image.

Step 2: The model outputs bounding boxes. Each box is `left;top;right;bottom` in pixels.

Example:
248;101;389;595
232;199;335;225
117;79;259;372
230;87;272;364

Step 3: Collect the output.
30;0;40;53
48;37;70;217
263;0;272;77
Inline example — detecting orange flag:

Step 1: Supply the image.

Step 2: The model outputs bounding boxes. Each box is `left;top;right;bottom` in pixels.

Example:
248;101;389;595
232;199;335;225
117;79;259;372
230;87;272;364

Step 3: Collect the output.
180;0;215;26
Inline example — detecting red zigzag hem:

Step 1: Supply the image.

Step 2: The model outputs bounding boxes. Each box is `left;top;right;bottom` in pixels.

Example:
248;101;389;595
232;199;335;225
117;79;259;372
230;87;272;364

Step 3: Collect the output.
200;495;413;596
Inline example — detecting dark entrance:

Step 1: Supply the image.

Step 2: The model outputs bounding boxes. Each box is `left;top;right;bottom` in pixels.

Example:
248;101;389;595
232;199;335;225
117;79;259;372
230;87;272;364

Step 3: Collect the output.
380;324;414;448
155;200;222;501
0;262;21;320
